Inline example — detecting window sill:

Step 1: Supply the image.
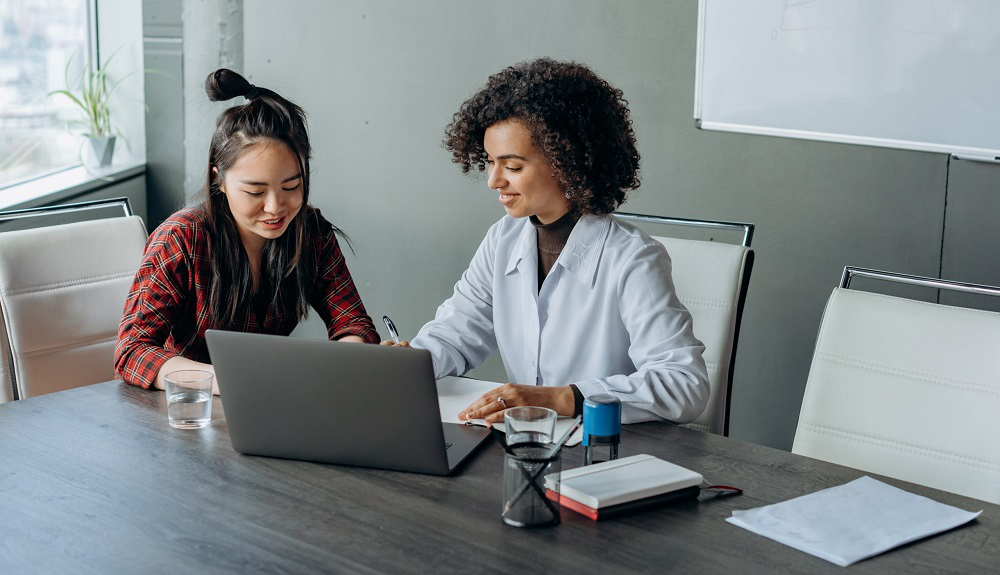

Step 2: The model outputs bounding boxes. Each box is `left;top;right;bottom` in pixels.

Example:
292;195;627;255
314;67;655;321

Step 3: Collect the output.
0;162;146;212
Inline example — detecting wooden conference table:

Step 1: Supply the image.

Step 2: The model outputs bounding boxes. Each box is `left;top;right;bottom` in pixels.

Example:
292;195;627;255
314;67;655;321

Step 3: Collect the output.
0;382;996;574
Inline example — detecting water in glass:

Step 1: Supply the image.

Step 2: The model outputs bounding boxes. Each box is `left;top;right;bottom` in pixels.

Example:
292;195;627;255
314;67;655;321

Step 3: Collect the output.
168;390;212;429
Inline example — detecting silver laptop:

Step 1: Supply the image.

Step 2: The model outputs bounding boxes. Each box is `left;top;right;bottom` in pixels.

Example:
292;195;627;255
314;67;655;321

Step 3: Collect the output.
205;330;490;475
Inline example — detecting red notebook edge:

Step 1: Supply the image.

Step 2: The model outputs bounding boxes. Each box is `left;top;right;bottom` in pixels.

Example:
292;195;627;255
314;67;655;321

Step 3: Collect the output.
546;486;701;521
546;489;599;520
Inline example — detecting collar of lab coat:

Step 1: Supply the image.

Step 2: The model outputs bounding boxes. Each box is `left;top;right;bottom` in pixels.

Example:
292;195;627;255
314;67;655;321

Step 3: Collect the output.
504;215;612;288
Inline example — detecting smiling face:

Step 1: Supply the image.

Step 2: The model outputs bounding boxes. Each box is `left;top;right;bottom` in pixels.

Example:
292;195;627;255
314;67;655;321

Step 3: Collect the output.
483;119;570;225
216;139;304;254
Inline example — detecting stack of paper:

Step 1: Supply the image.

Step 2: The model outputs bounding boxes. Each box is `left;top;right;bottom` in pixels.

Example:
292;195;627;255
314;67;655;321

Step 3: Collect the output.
545;454;703;520
726;476;982;566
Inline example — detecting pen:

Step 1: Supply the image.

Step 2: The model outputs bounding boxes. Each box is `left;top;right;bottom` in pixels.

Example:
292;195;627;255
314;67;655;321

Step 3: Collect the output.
543;415;583;460
382;315;401;345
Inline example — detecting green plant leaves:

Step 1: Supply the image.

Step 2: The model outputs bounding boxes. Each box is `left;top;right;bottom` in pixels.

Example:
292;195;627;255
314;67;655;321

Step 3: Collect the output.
47;47;127;138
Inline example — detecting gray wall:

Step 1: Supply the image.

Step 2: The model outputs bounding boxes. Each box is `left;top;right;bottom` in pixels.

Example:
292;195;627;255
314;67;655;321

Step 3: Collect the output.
142;0;185;226
143;0;244;227
170;0;1000;451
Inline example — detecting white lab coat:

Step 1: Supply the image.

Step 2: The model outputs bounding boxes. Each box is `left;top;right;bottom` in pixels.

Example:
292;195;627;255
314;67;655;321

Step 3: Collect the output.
412;214;709;424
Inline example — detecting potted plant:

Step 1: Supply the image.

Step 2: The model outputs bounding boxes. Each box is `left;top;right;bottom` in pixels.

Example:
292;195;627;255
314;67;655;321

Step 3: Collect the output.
49;49;134;168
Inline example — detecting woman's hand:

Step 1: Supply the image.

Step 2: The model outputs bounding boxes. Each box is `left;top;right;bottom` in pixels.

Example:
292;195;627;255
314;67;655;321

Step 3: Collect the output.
378;340;411;348
458;383;575;425
155;356;219;395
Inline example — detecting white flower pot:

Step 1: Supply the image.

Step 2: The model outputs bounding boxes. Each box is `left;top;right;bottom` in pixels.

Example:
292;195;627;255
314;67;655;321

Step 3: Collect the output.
87;136;116;168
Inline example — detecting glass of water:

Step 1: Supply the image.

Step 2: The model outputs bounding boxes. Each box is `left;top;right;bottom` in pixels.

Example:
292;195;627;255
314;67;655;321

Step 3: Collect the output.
164;370;214;429
504;406;557;445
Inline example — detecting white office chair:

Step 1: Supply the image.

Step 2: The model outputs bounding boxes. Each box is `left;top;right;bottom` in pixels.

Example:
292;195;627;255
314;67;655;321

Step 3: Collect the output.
615;213;755;436
0;198;147;400
0;323;11;404
792;267;1000;504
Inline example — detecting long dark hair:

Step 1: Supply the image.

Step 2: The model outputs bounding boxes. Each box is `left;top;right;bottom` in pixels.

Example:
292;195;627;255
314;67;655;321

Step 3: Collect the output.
202;68;315;329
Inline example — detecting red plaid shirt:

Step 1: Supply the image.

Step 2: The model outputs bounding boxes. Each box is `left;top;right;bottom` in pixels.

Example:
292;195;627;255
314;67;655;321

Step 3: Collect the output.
115;207;379;388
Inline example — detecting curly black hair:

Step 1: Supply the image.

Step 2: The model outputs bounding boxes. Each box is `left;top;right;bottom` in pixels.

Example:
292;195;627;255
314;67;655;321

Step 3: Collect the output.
444;58;640;216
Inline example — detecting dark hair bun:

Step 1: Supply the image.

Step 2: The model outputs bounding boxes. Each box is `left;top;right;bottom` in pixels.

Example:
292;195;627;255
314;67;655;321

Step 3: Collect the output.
205;68;254;102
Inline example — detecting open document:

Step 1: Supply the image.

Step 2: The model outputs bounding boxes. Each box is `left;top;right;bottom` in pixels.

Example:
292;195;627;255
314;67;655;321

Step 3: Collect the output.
726;476;982;567
436;376;584;446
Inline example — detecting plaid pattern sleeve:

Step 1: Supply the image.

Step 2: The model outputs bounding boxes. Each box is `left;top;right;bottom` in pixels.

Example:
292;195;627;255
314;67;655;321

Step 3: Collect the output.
114;214;197;389
309;216;380;344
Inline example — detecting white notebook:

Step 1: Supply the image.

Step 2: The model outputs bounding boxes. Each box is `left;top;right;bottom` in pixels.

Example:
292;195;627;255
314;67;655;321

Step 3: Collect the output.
436;376;584;446
551;454;704;508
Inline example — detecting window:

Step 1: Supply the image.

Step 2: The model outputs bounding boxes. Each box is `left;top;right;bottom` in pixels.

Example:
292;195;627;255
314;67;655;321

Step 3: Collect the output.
0;0;90;189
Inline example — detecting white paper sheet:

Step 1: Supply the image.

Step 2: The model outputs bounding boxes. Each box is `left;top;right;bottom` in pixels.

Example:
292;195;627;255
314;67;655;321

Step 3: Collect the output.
726;476;982;567
436;376;584;446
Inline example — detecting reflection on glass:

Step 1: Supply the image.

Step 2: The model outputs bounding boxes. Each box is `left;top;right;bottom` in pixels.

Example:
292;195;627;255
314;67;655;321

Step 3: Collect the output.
0;0;88;188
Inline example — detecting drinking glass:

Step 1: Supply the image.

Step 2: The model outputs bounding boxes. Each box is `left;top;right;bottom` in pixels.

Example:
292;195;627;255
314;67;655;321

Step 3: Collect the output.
164;370;214;429
504;406;557;445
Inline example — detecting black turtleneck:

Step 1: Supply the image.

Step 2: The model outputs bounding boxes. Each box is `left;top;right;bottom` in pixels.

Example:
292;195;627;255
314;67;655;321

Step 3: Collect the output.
530;211;585;417
530;211;579;290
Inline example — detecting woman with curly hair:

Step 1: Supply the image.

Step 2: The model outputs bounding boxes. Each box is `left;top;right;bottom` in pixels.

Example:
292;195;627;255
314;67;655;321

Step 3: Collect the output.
116;69;379;392
402;58;708;425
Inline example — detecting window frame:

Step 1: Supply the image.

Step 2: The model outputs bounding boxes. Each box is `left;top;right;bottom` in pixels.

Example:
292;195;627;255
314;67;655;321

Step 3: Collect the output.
0;0;146;212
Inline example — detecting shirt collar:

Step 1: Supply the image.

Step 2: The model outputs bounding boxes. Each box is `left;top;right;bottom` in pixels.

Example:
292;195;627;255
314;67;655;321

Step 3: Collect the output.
505;215;611;287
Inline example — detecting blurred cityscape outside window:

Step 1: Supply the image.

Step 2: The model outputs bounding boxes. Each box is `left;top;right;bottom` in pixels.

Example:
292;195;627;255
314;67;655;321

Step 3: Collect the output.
0;0;89;189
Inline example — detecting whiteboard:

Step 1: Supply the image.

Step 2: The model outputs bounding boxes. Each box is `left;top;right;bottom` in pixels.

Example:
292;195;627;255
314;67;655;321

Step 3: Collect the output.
694;0;1000;159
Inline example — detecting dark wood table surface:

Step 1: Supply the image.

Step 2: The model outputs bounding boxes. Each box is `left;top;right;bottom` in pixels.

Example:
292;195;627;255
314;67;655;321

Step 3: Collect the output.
0;381;996;574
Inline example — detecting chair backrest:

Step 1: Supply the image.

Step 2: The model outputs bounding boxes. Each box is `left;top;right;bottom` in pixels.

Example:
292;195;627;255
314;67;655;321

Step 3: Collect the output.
0;198;147;400
792;267;1000;504
615;213;755;436
0;321;11;404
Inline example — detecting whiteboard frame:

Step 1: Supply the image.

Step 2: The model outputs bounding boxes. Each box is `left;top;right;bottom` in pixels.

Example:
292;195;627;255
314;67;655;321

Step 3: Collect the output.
693;0;1000;161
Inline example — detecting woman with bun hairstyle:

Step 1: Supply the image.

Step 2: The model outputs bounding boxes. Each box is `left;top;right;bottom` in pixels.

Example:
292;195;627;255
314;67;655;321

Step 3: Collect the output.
395;58;709;425
116;69;379;392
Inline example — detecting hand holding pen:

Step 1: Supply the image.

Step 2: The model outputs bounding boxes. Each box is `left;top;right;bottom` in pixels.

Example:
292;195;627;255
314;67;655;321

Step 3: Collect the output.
379;315;411;347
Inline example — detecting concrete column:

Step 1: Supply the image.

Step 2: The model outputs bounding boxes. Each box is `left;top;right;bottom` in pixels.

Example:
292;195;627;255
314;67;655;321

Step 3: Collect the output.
181;0;243;204
142;0;242;226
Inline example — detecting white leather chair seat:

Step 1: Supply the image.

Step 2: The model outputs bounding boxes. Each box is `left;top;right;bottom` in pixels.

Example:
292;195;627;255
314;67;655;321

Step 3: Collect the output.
613;212;754;437
0;325;11;403
0;215;147;399
654;236;752;436
793;287;1000;504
